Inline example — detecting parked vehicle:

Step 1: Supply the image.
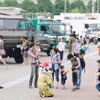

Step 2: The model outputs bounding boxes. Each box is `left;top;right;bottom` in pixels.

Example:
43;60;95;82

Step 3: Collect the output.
0;16;34;63
28;19;68;56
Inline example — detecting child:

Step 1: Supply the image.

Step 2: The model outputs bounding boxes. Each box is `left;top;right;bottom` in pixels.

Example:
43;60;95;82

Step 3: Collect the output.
35;44;41;67
60;65;67;89
96;60;100;92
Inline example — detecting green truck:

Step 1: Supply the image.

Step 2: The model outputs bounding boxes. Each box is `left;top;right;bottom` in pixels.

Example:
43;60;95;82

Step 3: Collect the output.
0;17;68;63
28;19;68;56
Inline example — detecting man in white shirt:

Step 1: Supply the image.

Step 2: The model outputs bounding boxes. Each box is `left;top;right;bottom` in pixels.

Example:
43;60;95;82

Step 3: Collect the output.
57;38;66;60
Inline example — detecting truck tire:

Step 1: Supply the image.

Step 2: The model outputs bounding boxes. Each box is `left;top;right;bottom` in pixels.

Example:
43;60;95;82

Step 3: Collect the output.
14;55;23;63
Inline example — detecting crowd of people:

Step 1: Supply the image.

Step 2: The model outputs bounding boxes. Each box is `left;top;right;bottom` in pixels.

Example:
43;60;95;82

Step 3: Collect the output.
0;33;100;96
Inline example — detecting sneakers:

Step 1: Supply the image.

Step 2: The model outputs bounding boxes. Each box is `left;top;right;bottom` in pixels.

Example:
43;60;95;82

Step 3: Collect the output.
0;86;4;89
72;88;76;92
61;87;67;90
34;86;38;88
56;86;59;89
75;87;80;90
29;86;32;89
72;87;80;91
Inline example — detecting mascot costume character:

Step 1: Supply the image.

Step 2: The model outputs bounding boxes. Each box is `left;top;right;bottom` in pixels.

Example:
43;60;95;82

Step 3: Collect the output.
38;62;53;98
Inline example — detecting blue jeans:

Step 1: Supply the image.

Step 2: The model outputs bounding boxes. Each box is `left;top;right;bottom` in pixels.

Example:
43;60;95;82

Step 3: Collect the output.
59;51;63;60
52;68;59;82
29;63;39;87
77;66;82;88
96;82;100;92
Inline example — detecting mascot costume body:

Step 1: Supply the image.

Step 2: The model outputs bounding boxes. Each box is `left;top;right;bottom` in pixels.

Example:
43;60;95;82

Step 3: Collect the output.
38;62;53;98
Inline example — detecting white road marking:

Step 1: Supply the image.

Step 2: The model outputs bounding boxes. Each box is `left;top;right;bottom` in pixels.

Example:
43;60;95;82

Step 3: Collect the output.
2;75;29;89
1;51;98;90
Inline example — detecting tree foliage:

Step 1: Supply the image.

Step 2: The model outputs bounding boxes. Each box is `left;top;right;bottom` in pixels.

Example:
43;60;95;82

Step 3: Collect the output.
71;0;86;13
54;0;64;14
37;0;53;13
3;0;18;7
20;0;37;13
0;0;95;13
87;0;92;13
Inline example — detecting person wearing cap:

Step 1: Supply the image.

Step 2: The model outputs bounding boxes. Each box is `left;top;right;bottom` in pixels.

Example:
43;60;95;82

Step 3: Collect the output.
95;60;100;93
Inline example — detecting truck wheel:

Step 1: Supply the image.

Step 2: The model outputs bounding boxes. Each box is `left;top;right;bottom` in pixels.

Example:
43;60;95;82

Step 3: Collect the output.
14;55;23;63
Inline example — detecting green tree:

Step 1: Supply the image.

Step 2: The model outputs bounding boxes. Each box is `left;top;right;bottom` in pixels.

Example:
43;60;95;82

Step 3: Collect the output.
37;0;53;13
87;0;92;13
66;0;71;12
54;0;64;14
95;0;100;13
0;2;2;7
21;0;38;13
3;0;18;7
71;0;86;13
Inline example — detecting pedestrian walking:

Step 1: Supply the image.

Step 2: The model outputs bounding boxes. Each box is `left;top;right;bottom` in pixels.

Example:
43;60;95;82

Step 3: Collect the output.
95;60;100;92
51;48;61;89
0;35;7;68
67;54;81;91
57;38;66;60
68;34;75;54
28;43;39;88
72;38;79;57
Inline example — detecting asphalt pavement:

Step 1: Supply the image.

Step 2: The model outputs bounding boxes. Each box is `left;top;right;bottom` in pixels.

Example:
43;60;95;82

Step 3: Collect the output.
0;43;100;100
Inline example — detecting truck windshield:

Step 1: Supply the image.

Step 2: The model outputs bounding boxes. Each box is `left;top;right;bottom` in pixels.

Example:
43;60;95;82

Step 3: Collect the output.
0;19;27;30
47;24;65;34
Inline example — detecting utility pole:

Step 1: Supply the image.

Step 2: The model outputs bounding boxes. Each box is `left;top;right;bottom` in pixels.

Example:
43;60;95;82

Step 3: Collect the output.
97;0;100;13
92;0;96;13
92;0;95;13
64;0;66;14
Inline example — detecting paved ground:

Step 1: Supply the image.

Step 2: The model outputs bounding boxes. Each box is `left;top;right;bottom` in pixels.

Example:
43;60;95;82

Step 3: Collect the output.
0;43;100;100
